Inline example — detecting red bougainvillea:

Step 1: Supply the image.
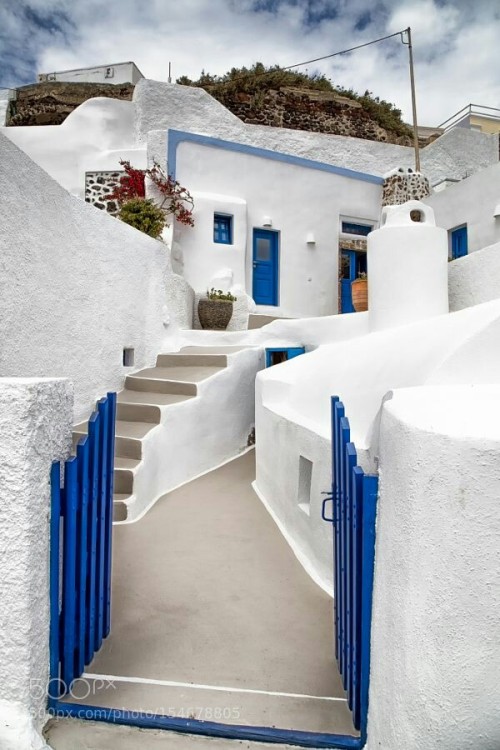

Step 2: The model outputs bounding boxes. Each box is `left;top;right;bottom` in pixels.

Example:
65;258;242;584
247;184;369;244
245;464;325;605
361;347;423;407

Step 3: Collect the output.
109;159;194;227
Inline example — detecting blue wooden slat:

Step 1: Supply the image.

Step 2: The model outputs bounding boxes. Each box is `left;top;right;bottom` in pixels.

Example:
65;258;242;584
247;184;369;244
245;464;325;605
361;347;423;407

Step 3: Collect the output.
104;392;116;637
333;401;345;663
86;412;100;664
49;462;62;704
345;442;357;706
351;466;364;730
76;437;90;677
61;457;78;691
96;398;109;649
359;474;379;741
339;416;350;681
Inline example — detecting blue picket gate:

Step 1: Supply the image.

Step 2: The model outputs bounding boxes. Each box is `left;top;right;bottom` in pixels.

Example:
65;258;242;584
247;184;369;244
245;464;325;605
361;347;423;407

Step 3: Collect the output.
49;392;116;704
322;396;378;739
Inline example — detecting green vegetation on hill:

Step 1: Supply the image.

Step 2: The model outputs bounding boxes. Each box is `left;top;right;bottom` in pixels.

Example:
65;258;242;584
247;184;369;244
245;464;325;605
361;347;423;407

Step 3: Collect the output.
177;63;412;140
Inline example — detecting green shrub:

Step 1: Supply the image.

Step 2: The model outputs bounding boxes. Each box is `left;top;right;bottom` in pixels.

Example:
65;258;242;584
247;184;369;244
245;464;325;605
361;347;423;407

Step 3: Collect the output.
207;287;237;302
118;198;165;238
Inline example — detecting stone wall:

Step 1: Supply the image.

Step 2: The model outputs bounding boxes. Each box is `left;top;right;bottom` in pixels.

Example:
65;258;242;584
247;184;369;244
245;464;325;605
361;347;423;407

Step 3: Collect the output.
85;170;123;214
6;81;134;126
382;167;431;206
216;87;412;145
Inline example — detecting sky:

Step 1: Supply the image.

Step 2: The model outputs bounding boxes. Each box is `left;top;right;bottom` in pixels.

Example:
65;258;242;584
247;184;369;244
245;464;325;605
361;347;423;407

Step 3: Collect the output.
0;0;499;126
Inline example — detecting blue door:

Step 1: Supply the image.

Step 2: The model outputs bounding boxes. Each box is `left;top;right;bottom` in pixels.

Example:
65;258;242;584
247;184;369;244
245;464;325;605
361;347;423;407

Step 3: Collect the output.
340;250;367;313
252;229;278;306
451;225;468;259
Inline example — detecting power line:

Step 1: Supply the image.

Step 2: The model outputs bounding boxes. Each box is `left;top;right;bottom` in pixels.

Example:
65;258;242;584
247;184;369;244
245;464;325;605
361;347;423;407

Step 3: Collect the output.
208;28;408;88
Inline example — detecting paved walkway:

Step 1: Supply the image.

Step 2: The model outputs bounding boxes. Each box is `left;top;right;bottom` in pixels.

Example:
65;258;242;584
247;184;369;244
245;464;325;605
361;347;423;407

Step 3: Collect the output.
59;451;355;737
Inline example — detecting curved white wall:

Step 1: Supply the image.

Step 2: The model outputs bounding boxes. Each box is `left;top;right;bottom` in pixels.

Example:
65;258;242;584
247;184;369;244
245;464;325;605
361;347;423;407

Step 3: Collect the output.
448;240;500;311
367;385;500;750
1;97;144;199
369;201;449;331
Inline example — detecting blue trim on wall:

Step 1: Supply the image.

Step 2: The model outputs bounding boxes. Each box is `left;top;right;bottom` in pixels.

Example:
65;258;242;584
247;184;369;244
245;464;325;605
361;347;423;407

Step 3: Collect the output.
50;702;363;749
167;129;384;186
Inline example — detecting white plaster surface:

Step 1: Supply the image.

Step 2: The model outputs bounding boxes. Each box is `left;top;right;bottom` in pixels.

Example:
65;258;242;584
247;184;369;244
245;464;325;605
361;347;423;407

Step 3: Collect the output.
0;379;73;749
175;192;247;291
369;201;449;331
0;133;184;422
367;385;500;750
448;240;500;311
141;80;497;183
40;62;142;85
124;347;263;520
1;98;144;199
254;296;500;587
425;161;500;254
173;137;382;317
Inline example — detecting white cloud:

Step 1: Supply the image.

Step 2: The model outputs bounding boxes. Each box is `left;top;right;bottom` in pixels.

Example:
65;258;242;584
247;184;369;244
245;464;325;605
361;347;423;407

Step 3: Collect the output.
1;0;499;125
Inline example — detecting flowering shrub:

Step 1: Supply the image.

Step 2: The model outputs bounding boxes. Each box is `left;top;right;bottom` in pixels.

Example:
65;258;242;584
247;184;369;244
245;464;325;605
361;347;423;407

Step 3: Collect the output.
109;159;194;229
207;287;237;302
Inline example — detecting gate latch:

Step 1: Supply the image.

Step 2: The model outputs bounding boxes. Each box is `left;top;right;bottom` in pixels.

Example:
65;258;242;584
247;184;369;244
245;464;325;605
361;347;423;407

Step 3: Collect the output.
321;491;335;523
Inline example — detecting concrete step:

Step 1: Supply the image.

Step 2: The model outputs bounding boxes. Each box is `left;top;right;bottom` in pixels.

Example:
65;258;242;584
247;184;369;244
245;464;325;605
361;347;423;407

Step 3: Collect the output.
180;345;248;354
125;375;197;396
116;401;161;424
117;389;193;406
113;494;131;522
133;365;225;383
248;314;284;329
156;353;228;367
114;468;134;494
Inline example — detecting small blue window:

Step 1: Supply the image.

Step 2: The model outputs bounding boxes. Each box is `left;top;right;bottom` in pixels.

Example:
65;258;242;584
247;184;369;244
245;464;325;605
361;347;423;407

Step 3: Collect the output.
341;222;372;236
214;214;233;244
450;225;468;259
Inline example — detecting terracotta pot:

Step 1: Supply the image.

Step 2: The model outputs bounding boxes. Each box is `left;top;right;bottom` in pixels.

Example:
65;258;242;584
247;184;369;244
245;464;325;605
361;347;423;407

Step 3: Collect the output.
351;278;368;312
198;299;233;330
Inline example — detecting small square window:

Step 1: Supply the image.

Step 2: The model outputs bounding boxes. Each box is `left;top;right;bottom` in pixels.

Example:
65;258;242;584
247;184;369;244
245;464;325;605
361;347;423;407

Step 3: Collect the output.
214;214;233;244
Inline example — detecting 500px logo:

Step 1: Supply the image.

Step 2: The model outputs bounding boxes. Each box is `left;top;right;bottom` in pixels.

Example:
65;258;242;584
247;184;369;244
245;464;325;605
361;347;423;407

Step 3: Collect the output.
30;677;116;701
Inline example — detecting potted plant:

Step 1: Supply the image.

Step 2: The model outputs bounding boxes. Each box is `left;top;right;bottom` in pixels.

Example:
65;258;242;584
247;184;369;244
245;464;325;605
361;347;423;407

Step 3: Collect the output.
351;272;368;312
198;288;237;330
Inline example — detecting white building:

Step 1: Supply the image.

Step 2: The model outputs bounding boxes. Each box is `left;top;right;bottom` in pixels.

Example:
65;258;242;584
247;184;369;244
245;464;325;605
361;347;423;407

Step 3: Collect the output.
38;60;144;85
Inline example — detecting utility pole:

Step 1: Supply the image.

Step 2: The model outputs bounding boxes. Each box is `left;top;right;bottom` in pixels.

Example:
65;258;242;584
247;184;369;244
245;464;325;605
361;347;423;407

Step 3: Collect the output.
401;27;420;172
168;62;172;84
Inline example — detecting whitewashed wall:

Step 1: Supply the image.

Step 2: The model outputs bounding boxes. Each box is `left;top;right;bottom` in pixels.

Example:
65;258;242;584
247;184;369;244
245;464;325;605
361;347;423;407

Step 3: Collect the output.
425;162;500;254
40;61;142;85
1;97;145;199
0;133;182;423
139;80;498;184
0;378;72;750
255;297;500;588
448;241;500;311
173;137;382;317
367;385;500;750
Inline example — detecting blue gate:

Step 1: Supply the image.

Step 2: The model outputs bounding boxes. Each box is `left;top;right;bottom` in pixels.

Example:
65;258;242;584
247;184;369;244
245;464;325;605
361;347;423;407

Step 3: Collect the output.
49;392;116;705
322;396;378;741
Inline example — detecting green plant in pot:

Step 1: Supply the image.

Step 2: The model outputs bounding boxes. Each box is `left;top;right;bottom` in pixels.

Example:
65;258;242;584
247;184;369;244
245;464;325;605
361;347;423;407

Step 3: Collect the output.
198;288;237;330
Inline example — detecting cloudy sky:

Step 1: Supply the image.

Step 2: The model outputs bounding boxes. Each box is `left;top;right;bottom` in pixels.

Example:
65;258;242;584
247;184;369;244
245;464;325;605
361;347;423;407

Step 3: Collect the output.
0;0;499;125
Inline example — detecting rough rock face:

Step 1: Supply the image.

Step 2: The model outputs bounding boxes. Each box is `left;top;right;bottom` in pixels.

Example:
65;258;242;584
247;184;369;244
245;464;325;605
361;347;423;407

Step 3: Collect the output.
6;81;134;126
85;171;122;215
213;87;412;145
382;168;431;206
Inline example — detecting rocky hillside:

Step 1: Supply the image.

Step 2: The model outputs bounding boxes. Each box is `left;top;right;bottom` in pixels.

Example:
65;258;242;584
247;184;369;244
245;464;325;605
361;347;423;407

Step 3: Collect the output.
177;64;414;146
6;81;134;126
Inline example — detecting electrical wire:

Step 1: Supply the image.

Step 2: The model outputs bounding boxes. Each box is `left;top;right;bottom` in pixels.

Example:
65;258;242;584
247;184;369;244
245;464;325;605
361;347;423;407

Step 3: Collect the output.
208;28;409;87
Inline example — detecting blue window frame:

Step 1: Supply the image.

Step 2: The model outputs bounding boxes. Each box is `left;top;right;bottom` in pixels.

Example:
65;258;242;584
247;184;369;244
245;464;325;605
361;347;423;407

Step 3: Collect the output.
265;347;305;367
450;225;468;259
341;221;372;236
214;214;232;244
